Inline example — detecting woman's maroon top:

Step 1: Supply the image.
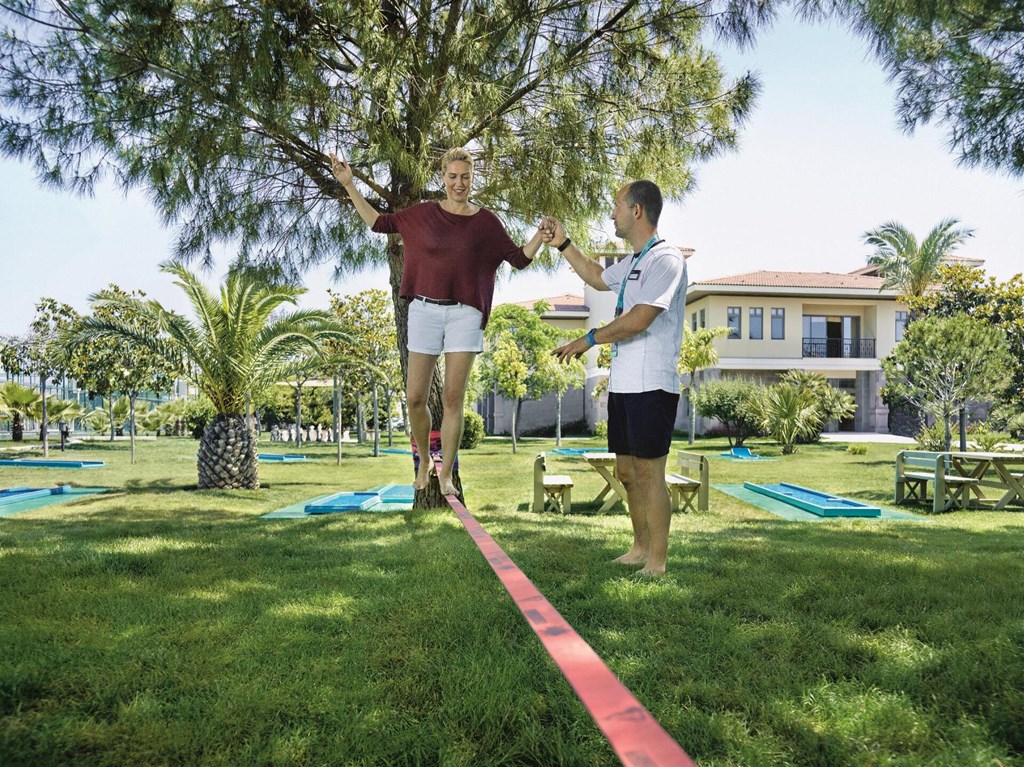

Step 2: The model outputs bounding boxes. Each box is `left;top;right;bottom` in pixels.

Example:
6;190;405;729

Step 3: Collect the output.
372;201;532;327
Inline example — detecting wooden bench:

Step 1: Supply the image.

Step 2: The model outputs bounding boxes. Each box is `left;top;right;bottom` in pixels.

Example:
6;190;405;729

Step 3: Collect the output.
666;451;709;513
533;452;573;514
895;450;980;513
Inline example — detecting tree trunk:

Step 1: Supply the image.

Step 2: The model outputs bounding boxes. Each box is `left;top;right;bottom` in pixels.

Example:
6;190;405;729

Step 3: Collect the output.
129;393;137;465
197;414;259;489
12;413;23;442
556;393;563;447
959;407;968;451
688;383;696;445
40;375;49;458
511;399;519;454
295;380;303;447
372;382;380;457
108;398;115;442
333;374;342;466
385;387;393;447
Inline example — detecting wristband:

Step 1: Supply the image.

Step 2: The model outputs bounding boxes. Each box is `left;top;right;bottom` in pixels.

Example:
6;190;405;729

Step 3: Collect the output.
556;237;572;252
585;328;597;347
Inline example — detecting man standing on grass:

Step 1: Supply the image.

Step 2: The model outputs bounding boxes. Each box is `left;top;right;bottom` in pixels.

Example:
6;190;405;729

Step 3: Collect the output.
548;181;687;576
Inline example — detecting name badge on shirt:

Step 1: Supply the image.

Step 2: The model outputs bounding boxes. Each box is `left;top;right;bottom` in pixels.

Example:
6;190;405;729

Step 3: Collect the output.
627;270;641;280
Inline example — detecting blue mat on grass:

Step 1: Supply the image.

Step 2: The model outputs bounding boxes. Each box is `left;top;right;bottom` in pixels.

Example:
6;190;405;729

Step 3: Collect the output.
258;454;307;462
0;486;108;517
0;458;104;468
262;484;415;518
715;484;929;522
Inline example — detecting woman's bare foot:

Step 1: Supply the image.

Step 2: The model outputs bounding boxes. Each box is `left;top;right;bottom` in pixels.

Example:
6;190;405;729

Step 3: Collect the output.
413;465;432;491
613;549;648;565
438;475;458;496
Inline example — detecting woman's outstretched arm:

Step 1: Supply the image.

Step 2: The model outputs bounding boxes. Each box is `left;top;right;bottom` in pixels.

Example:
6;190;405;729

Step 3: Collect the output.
330;153;380;228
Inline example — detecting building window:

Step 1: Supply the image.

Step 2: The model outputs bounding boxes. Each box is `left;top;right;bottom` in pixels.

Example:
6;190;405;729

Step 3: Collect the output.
727;307;741;339
691;312;697;332
895;311;908;342
749;307;763;339
771;308;785;339
699;309;706;328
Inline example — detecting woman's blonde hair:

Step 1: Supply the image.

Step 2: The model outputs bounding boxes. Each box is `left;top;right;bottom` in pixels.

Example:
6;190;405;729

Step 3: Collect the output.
440;147;474;173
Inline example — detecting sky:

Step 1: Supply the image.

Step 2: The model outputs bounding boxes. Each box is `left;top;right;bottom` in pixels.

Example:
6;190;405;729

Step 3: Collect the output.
2;13;1022;337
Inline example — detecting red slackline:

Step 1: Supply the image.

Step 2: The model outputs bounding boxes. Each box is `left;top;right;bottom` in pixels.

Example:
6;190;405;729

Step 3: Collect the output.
435;458;696;767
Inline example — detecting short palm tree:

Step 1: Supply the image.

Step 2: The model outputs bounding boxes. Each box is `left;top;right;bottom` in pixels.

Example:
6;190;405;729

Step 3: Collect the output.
864;218;974;297
750;384;822;455
70;262;346;489
0;381;41;442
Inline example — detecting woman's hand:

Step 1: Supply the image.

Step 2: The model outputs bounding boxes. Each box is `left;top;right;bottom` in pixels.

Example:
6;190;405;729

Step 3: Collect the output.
329;152;353;187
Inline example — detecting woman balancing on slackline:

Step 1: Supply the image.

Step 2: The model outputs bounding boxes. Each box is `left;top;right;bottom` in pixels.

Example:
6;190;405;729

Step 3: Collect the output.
330;147;547;496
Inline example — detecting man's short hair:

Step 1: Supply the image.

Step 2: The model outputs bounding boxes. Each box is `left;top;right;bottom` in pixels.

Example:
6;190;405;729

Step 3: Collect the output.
625;180;663;227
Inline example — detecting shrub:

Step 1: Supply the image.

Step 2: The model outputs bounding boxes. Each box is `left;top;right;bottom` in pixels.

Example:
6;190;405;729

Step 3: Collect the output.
183;396;217;439
846;444;868;455
594;420;608;438
970;423;1010;452
460;410;485;449
915;421;947;451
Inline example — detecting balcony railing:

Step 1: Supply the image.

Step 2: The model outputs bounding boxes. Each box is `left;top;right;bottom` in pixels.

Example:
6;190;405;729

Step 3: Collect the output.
802;338;876;358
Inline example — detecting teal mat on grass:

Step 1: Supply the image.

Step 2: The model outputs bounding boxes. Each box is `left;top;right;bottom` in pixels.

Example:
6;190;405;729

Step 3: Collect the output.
0;486;108;518
715;484;930;522
262;484;415;518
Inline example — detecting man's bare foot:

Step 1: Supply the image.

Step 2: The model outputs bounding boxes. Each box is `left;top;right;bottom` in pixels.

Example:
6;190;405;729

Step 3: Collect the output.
438;475;458;496
637;564;666;577
613;550;648;565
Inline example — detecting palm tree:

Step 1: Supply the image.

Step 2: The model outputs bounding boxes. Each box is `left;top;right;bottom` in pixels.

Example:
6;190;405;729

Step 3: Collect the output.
0;381;41;442
69;262;345;489
749;384;822;455
863;218;975;297
678;326;729;444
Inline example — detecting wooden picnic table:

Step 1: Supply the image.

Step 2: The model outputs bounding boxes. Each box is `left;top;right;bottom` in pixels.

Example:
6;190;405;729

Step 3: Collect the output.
947;451;1024;509
582;452;627;512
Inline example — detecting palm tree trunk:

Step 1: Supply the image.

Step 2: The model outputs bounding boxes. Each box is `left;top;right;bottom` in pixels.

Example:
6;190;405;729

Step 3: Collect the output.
198;414;259;489
108;398;115;442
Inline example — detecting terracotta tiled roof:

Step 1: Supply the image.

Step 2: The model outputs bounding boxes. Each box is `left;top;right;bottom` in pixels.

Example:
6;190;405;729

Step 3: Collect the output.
514;294;588;312
693;270;886;290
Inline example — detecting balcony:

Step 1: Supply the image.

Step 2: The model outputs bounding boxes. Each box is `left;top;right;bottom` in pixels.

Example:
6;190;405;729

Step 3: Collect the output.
802;338;876;359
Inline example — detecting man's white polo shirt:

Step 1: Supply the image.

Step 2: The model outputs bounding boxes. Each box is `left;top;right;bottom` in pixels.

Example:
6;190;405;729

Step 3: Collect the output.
602;241;687;394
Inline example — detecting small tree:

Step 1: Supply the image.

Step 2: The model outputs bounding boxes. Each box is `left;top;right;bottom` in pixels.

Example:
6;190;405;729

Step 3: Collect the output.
882;314;1013;451
694;377;765;446
678;326;729;444
0;299;79;456
485;333;529;453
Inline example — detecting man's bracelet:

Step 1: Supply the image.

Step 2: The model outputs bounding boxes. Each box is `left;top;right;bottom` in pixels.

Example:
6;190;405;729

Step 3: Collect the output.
585;328;597;347
556;237;572;252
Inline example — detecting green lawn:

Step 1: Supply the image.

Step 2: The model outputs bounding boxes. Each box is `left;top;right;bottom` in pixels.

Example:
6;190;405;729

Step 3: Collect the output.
1;436;1022;766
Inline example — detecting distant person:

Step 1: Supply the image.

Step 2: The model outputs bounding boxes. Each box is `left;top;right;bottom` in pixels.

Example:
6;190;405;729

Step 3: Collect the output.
331;147;546;496
548;181;687;576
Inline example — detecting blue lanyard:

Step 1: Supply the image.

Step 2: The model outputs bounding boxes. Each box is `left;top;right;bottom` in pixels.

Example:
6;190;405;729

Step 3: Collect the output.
614;236;661;318
611;235;661;359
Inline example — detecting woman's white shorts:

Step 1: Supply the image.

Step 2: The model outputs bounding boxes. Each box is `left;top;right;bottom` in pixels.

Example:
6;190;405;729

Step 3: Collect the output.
407;297;485;355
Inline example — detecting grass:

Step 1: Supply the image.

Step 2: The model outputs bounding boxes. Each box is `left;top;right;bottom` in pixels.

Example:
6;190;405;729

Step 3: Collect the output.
1;435;1022;766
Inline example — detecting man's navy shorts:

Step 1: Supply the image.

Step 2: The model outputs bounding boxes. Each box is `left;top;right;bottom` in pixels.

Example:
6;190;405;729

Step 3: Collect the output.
607;390;680;459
